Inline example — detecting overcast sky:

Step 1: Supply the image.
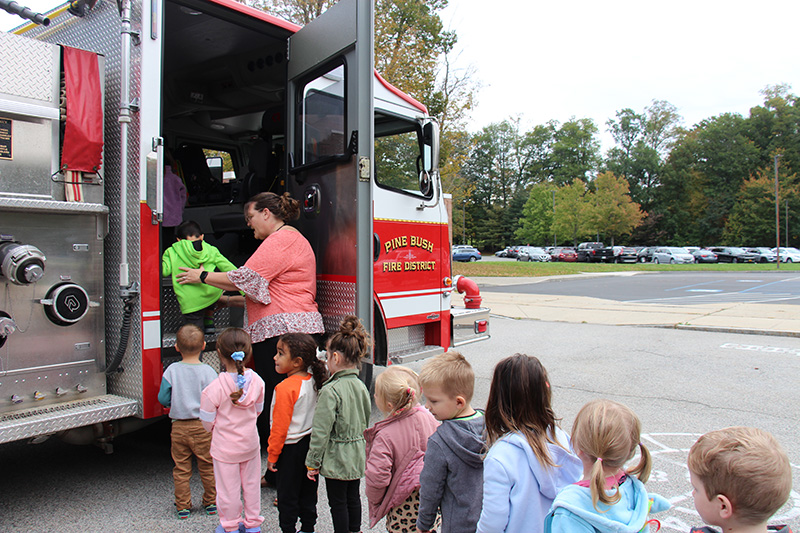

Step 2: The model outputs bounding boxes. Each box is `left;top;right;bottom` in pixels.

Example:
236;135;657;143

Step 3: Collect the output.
441;0;800;150
4;0;800;152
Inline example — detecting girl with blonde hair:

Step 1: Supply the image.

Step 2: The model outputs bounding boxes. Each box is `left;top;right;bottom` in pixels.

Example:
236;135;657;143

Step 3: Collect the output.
364;366;439;531
544;399;670;533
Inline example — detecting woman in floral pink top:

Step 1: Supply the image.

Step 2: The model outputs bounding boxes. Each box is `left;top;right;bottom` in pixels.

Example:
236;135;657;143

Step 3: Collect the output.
179;191;324;485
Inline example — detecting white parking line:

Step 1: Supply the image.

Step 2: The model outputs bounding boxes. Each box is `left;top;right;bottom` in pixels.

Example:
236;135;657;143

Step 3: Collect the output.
720;342;800;356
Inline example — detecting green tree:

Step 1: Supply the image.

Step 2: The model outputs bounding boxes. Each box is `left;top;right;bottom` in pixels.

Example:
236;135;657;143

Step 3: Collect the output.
516;184;556;245
254;0;336;24
550;118;601;186
552;179;590;246
585;172;644;245
722;164;800;246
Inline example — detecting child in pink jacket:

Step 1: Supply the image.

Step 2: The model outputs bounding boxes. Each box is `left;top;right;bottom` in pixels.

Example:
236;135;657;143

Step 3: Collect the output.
200;328;266;533
364;366;439;531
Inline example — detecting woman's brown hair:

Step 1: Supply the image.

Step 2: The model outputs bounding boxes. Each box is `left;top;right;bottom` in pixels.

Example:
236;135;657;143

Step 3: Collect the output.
245;192;300;222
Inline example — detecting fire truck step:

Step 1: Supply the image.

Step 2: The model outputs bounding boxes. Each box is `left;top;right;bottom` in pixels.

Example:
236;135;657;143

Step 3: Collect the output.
389;345;445;365
0;394;139;444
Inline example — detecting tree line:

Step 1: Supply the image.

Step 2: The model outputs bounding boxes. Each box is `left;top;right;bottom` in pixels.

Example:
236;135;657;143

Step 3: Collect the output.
246;1;800;251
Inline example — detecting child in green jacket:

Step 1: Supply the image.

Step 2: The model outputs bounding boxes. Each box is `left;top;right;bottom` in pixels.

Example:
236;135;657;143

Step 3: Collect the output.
306;315;371;533
162;220;239;332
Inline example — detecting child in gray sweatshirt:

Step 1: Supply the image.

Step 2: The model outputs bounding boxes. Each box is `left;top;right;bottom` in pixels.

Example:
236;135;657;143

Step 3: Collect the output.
417;351;486;533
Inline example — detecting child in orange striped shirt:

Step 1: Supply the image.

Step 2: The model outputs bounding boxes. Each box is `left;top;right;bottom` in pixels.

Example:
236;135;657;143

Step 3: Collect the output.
267;333;327;533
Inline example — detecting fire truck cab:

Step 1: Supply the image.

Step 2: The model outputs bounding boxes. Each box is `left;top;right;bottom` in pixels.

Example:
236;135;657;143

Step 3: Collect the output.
0;0;489;446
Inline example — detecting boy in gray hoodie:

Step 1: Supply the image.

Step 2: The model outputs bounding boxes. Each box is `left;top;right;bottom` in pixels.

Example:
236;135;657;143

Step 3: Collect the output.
417;351;485;533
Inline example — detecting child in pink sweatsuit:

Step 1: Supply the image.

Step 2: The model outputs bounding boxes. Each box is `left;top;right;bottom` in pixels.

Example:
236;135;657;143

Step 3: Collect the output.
201;328;266;533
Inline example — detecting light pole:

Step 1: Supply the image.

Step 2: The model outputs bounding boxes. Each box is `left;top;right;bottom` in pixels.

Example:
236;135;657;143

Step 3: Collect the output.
775;154;781;269
462;199;466;245
786;200;789;248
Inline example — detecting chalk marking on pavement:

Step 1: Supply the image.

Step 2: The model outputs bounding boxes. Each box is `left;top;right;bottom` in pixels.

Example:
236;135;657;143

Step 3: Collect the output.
686;289;722;292
665;280;724;292
720;342;800;356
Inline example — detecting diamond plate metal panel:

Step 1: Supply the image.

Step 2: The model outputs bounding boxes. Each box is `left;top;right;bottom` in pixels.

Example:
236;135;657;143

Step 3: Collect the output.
387;324;425;354
0;32;59;103
0;394;138;444
0;197;108;215
317;279;356;334
28;1;147;413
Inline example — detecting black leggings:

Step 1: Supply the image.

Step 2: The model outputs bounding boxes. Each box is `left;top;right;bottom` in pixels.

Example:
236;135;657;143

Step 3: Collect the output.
251;336;282;483
325;478;361;533
277;435;317;533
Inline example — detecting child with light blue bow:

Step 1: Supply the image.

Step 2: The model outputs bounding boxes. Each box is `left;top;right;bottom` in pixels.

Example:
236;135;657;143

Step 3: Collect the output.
201;327;266;533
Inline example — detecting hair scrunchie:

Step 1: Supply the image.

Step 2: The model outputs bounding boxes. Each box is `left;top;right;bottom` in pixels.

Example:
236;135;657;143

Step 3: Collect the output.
231;351;245;362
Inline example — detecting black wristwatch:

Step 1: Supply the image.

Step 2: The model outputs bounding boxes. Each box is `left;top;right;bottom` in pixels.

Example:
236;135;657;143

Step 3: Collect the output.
199;271;209;284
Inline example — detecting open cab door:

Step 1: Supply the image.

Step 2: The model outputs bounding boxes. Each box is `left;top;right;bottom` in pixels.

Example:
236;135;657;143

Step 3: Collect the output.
286;0;374;349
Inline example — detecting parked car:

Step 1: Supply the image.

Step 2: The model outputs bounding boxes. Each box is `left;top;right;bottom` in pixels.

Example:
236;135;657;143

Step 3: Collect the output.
517;246;551;262
494;247;511;258
651;247;695;264
576;242;615;262
550;247;577;262
452;246;481;262
692;249;718;263
772;247;800;263
637;247;657;263
506;246;523;259
612;246;638;263
745;247;777;263
707;247;759;263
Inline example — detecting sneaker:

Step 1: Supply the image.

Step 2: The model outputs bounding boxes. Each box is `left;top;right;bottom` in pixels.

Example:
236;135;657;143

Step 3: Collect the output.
176;508;190;520
204;504;218;516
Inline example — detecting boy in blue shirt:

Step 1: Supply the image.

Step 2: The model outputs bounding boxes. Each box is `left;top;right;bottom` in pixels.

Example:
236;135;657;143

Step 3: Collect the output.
158;324;219;519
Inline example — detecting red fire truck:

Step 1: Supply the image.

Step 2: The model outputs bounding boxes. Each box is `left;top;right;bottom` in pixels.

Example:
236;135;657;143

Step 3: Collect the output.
0;0;489;447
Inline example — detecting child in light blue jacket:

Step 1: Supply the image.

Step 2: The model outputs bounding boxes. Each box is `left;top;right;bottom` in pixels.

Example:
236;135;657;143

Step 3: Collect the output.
476;354;582;533
544;399;670;533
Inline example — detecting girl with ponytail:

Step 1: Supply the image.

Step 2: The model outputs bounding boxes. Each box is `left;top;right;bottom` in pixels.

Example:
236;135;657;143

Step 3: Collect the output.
544;399;670;533
266;332;327;533
200;327;266;533
305;315;372;533
364;366;439;531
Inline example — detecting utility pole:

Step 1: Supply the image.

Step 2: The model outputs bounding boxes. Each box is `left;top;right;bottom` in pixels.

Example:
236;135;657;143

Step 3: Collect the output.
462;199;466;245
552;189;556;247
786;200;789;248
775;154;781;269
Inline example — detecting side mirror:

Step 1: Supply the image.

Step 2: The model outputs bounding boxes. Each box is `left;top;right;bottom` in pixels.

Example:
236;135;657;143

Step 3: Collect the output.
422;120;439;173
206;156;223;182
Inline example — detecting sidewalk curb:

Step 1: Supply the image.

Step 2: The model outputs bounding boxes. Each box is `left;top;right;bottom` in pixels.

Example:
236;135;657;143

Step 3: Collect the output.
670;324;800;338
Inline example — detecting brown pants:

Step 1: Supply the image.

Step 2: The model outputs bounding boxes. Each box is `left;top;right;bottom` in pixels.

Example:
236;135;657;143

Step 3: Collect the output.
171;419;216;510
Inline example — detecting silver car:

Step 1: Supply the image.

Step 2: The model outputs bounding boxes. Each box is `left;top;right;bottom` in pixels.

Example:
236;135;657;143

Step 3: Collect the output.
516;246;551;262
651;247;694;264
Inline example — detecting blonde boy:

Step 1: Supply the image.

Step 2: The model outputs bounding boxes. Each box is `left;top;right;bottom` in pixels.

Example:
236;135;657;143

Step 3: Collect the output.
417;351;485;533
687;427;792;533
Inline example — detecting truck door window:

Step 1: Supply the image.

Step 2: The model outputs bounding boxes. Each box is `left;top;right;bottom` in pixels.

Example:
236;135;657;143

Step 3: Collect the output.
374;117;431;199
299;63;346;165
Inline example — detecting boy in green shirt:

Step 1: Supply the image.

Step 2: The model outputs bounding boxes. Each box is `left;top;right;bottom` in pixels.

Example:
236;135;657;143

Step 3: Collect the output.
162;220;239;331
